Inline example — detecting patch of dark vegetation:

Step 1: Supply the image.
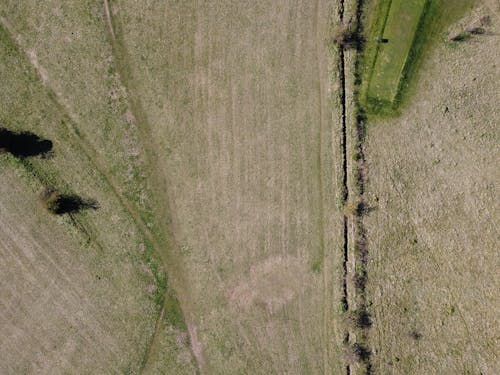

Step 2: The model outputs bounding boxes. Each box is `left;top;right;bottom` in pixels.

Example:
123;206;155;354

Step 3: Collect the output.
353;342;371;363
448;15;491;42
345;306;372;330
0;127;53;158
332;19;366;50
355;307;372;329
466;26;485;35
354;265;368;292
163;289;187;330
40;187;98;215
343;343;373;374
448;32;471;42
344;199;373;218
409;329;422;341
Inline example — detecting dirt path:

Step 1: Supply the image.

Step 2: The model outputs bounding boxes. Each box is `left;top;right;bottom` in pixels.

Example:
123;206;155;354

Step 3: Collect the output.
138;305;165;373
101;0;204;372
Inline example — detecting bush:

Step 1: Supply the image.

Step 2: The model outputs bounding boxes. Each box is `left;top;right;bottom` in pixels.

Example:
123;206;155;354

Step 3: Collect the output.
409;329;422;340
353;342;371;362
332;22;362;49
343;307;372;331
40;187;62;214
343;200;361;216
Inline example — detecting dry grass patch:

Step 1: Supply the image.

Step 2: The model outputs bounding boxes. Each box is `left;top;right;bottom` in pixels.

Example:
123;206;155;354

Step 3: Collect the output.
0;1;196;373
364;6;499;373
110;0;346;373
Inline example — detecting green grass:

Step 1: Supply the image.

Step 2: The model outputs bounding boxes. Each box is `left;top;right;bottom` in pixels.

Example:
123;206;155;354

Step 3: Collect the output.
360;0;477;114
367;0;428;105
163;289;187;330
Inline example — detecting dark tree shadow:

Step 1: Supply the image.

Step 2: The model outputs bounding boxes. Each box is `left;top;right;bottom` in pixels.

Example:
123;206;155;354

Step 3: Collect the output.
53;195;99;215
376;36;389;43
40;188;99;215
0;127;53;158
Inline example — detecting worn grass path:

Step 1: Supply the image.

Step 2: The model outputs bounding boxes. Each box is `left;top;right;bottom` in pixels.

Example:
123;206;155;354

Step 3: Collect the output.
103;0;203;372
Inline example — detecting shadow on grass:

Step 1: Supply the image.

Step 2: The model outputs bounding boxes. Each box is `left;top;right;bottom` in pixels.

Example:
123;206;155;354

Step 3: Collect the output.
40;188;99;215
54;195;99;215
0;127;53;158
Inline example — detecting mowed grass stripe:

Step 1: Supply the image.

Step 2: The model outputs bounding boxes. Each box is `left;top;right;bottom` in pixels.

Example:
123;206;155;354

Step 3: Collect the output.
367;0;427;103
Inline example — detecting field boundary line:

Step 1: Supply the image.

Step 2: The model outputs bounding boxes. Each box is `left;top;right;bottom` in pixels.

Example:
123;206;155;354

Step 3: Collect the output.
337;0;352;374
339;0;375;373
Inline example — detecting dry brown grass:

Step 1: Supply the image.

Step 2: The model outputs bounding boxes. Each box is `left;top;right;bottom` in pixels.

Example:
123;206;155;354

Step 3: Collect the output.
110;0;346;373
364;5;499;374
0;0;348;373
0;1;196;373
0;166;156;374
3;0;493;373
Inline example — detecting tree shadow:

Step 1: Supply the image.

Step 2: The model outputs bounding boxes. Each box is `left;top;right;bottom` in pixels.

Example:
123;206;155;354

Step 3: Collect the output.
0;127;53;158
54;195;99;215
40;188;99;215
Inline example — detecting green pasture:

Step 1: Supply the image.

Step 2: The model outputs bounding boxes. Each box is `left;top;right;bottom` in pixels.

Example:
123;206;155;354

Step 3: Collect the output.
360;0;478;114
367;0;428;106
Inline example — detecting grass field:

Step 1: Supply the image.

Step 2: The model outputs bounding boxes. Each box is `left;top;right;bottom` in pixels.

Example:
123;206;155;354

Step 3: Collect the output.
0;0;347;374
363;2;499;373
0;0;497;373
110;1;347;372
0;1;196;373
361;0;479;113
367;0;427;104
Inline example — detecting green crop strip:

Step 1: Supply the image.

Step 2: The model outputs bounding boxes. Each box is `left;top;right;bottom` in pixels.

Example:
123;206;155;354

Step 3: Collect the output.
365;0;428;112
360;0;477;115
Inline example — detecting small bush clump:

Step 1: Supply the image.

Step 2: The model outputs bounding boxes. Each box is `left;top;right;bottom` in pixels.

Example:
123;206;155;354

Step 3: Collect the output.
40;188;63;214
332;21;363;49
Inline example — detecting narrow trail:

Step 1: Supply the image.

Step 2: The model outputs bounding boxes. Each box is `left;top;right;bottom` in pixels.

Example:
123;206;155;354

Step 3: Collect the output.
101;1;204;373
138;304;165;374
